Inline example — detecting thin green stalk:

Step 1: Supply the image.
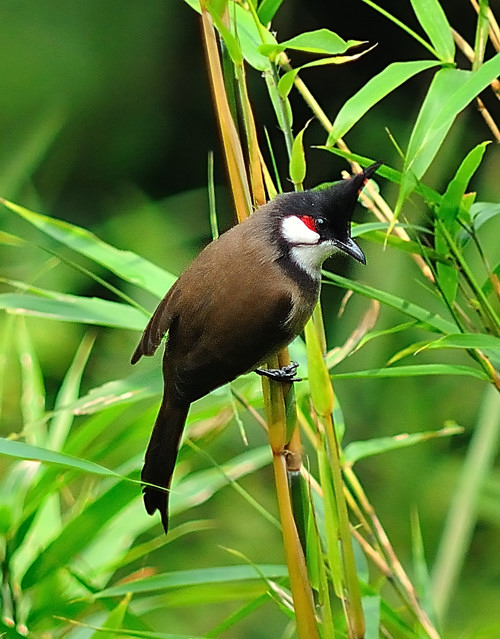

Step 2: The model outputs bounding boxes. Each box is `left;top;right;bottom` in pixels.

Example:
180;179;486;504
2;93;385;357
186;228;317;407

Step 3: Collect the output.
344;467;442;639
305;316;365;639
207;151;219;240
473;0;490;70
432;385;500;622
262;367;320;639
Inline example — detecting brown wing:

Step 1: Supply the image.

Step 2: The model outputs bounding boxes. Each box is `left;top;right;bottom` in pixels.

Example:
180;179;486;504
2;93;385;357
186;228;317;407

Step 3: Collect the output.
130;284;179;364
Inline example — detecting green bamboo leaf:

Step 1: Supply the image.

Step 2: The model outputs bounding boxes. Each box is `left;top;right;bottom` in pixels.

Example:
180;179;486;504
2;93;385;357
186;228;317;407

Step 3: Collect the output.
327;60;441;145
207;1;243;65
410;510;435;625
259;29;362;57
257;0;284;24
15;318;46;444
22;478;138;589
344;425;462;464
205;592;271;637
0;198;175;297
429;53;500;134
473;0;490;71
424;333;500;351
0;292;146;330
94;564;289;599
435;142;489;304
74;622;206;639
469;201;500;234
0;438;119;477
304;319;334;417
0;231;26;247
47;333;95;451
330;364;490;382
323;271;458;334
89;594;131;639
396;68;468;214
353;223;445;262
289;123;309;187
432;385;500;619
439;143;490;233
397;55;500;214
170;446;272;519
278;47;376;99
64;369;161;416
229;3;276;71
337;321;417;364
318;146;443;207
183;0;200;13
410;0;455;63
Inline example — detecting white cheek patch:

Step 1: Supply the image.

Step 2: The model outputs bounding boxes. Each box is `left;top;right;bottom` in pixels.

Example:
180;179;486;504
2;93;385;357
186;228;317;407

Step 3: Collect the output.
281;215;320;245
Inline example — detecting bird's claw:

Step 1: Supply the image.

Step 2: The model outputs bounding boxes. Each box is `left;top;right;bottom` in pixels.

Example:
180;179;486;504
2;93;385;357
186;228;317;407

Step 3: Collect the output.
255;361;302;382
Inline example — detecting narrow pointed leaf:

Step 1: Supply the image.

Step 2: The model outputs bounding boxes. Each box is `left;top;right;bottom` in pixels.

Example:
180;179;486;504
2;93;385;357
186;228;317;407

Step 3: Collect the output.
410;0;455;62
65;369;162;416
89;594;131;639
259;29;362;57
0;438;119;477
330;364;490;381
47;333;95;451
423;333;500;351
397;55;500;213
289;124;308;187
327;60;441;145
257;0;284;24
0;292;146;330
279;46;376;99
344;425;462;464
435;142;489;304
94;564;289;598
22;478;137;589
229;3;276;71
0;198;175;297
438;142;489;230
323;271;458;334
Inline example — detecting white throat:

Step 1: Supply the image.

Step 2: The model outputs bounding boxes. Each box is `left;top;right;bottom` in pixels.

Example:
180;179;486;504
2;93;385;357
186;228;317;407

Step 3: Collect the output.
281;215;336;279
290;242;337;279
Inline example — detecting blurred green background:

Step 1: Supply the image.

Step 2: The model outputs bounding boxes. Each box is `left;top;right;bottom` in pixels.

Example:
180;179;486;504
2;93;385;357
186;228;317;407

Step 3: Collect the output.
0;1;499;637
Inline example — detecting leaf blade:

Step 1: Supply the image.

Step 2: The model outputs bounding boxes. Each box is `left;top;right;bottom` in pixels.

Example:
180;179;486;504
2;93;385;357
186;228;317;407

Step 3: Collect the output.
0;198;175;297
410;0;455;62
0;292;146;331
327;60;441;145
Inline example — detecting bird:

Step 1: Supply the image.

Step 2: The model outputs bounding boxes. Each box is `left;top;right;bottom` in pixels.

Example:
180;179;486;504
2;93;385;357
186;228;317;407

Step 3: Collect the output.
131;162;380;533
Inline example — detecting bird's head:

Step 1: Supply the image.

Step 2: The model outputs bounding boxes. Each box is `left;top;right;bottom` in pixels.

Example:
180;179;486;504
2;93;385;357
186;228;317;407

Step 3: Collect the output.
273;162;380;278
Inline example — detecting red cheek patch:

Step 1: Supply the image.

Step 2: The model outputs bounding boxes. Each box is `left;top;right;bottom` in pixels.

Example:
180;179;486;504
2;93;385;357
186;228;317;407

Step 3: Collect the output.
299;215;316;232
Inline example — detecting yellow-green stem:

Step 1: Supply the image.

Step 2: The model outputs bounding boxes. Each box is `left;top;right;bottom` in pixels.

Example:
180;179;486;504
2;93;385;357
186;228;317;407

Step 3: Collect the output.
305;312;365;639
272;452;320;639
261;364;320;639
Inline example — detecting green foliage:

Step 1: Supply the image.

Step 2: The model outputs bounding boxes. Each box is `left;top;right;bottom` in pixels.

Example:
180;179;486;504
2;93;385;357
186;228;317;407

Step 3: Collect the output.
0;1;498;638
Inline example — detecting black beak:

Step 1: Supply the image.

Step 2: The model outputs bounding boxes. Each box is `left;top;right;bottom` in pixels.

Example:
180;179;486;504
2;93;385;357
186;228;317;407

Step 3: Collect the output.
335;236;366;264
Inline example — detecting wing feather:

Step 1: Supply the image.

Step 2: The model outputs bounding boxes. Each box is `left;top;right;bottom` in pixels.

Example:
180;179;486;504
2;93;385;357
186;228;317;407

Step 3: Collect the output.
131;286;178;364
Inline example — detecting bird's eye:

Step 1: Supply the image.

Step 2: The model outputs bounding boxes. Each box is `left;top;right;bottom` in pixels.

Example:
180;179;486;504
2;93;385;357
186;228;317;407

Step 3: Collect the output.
315;217;327;230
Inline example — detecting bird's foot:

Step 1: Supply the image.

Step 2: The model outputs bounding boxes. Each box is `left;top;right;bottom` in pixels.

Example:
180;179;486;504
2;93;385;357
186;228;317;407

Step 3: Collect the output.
255;361;302;383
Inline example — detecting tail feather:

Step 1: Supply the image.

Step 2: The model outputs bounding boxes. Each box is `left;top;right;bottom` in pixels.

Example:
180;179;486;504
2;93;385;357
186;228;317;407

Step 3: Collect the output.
141;398;190;534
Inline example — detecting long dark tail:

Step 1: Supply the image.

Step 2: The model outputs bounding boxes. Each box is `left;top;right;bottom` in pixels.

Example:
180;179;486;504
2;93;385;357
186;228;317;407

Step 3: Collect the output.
141;397;190;534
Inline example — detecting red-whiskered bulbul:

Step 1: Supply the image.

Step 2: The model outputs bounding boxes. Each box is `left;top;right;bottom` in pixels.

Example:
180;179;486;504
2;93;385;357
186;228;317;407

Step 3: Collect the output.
131;163;379;533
